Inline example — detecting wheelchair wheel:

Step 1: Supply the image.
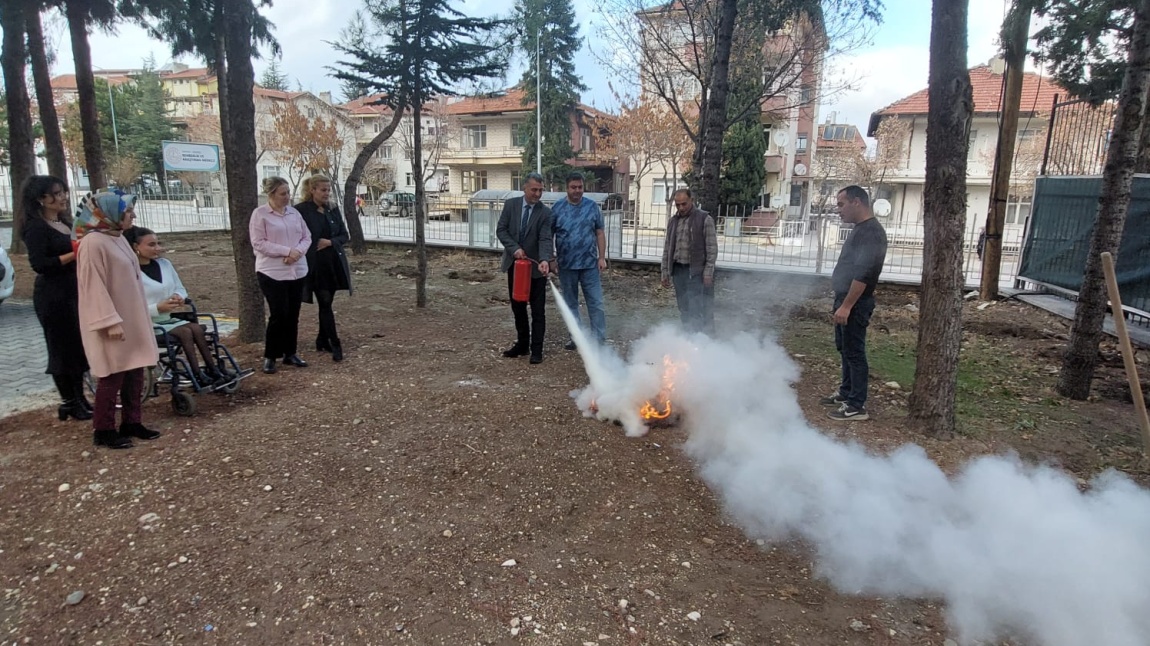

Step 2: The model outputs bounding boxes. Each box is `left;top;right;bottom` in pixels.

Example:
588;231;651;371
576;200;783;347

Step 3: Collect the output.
171;391;196;416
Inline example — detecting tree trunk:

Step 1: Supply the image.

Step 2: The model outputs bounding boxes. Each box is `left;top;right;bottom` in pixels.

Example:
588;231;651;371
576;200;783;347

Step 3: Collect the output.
27;8;67;180
908;0;973;440
342;106;405;255
1;0;35;255
696;0;738;216
979;5;1029;300
222;0;265;344
413;78;429;308
1137;82;1150;174
1057;0;1150;400
64;0;105;191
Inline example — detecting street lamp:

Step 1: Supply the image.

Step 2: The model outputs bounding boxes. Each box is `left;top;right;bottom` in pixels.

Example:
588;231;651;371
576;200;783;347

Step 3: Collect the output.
91;65;120;153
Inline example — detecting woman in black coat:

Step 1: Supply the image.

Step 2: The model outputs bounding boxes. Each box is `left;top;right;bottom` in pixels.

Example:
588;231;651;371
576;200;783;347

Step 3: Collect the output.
295;175;352;362
21;176;92;421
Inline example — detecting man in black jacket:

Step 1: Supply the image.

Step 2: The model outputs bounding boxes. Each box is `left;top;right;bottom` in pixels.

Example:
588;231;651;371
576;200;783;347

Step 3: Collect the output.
660;189;717;334
496;172;553;364
822;185;888;421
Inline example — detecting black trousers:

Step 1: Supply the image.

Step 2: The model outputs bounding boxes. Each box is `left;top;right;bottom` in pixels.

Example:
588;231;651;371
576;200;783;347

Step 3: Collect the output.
507;269;546;354
314;289;340;346
671;263;714;334
257;272;305;359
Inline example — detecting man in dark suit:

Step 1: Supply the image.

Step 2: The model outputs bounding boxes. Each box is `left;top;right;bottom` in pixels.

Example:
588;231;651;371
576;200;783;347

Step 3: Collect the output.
496;172;553;364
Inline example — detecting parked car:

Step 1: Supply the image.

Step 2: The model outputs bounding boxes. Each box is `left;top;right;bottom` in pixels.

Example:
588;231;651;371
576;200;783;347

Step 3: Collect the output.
0;241;15;305
379;191;416;218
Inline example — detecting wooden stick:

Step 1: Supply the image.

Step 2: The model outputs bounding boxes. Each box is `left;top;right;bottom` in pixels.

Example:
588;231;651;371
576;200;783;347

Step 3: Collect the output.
1100;252;1150;459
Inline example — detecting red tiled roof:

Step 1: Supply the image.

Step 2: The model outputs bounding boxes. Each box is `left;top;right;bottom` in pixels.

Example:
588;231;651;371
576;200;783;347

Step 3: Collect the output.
445;88;535;115
342;94;395;116
868;64;1065;134
253;85;301;101
162;67;211;80
50;73;132;90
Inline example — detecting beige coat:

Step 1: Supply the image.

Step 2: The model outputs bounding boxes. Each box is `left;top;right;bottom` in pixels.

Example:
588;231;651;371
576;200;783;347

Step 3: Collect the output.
77;232;159;378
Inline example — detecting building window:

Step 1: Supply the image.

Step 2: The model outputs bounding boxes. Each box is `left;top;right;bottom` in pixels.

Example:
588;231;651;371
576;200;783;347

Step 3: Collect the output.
800;85;813;103
651;178;686;205
1005;193;1031;225
262;165;281;179
511;171;523;191
307;107;316;118
789;183;803;207
373;120;381;133
580;126;592;151
463;125;487;149
968;130;979;158
511;123;529;148
404;147;413;160
405;173;413;187
462;170;488;193
378;145;393;160
796;134;808;153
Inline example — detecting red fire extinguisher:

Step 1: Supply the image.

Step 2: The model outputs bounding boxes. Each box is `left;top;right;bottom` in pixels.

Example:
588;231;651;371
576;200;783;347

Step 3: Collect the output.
512;258;533;303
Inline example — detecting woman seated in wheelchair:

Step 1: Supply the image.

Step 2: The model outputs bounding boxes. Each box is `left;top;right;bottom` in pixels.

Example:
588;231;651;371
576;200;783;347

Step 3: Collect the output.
126;227;231;388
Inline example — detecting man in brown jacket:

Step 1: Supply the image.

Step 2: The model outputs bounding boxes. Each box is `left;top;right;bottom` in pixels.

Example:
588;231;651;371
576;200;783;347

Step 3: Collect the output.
660;188;717;334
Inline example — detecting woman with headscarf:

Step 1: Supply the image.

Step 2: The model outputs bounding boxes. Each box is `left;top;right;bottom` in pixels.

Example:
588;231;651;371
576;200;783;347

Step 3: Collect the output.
20;176;92;421
295;175;351;362
74;191;161;449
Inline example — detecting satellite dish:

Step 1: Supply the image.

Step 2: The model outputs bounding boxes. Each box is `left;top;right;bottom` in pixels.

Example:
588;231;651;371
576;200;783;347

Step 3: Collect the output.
772;130;790;148
873;198;892;217
794;163;808;176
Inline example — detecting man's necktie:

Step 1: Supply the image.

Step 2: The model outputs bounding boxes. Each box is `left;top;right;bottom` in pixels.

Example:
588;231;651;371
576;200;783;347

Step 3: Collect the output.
520;202;532;242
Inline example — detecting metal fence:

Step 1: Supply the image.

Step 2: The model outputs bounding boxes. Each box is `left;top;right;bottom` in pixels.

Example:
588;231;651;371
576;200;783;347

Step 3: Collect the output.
0;185;1023;290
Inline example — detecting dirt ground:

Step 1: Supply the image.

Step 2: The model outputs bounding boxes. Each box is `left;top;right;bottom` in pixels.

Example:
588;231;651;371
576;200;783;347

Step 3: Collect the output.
2;231;1147;645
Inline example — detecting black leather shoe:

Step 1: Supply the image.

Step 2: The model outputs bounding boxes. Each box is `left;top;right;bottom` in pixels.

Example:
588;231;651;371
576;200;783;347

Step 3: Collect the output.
502;345;529;358
283;354;308;368
530;353;543;364
94;429;133;449
262;358;277;374
120;422;162;440
564;340;577;351
58;400;93;421
331;343;343;362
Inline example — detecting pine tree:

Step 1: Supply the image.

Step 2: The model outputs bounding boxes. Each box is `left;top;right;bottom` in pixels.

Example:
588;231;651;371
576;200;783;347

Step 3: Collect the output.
260;58;290;91
719;67;766;209
515;0;586;187
333;0;508;307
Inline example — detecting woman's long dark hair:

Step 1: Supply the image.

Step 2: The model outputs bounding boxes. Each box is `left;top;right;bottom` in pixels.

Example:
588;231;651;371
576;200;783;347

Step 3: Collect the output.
20;175;72;227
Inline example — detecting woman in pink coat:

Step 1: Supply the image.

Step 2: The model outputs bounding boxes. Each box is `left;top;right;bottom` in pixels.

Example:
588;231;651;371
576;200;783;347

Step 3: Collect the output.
75;191;161;449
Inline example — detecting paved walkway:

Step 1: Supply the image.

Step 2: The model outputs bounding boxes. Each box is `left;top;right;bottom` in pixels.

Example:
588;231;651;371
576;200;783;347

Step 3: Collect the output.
0;299;57;417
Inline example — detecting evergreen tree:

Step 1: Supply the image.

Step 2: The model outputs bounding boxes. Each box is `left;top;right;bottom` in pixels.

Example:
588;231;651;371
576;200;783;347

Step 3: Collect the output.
515;0;586;186
260;58;290;90
117;63;177;182
719;68;766;209
333;0;508;307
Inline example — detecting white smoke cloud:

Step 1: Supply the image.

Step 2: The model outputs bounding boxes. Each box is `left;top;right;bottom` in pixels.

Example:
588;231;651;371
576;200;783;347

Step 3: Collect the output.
555;304;1150;646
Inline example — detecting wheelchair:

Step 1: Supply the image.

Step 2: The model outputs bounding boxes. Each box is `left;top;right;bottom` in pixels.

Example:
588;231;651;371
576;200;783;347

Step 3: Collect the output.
151;299;254;416
84;299;254;417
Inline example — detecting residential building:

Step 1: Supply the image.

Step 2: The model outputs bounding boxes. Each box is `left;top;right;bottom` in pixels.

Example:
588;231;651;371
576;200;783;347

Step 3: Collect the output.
866;59;1063;238
341;94;449;197
811;119;867;212
159;64;218;125
630;5;824;225
438;88;625;198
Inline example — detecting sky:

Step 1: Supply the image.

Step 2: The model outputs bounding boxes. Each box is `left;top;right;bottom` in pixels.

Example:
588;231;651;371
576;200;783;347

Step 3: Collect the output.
44;0;1019;140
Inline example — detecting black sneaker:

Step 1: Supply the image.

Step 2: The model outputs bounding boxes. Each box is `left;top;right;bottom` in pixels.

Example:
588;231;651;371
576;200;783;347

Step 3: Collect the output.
564;340;577;351
818;393;847;406
827;404;869;421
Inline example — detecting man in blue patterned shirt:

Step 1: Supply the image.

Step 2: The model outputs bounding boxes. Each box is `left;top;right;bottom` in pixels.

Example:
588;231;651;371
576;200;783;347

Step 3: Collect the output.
552;172;607;348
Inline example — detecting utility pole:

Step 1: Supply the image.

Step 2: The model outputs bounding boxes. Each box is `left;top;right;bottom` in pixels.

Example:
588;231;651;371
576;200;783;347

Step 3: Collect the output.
980;3;1030;299
535;28;542;176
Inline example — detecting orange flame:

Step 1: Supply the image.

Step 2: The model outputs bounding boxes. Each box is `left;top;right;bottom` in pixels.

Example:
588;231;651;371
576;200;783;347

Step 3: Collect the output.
640;355;680;421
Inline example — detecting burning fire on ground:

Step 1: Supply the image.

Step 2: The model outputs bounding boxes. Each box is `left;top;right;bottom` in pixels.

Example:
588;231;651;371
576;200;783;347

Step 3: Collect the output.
640;355;681;422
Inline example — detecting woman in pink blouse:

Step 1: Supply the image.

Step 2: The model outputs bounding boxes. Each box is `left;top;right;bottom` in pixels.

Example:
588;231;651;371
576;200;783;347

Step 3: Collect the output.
250;176;311;374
